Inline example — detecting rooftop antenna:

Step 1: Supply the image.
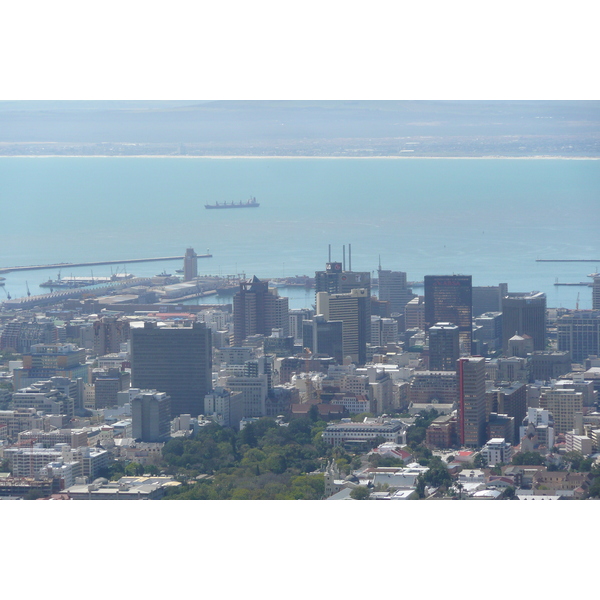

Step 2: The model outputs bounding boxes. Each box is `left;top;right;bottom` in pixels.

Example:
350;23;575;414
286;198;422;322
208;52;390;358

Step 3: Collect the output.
328;244;331;263
349;244;352;271
378;255;382;271
343;245;346;271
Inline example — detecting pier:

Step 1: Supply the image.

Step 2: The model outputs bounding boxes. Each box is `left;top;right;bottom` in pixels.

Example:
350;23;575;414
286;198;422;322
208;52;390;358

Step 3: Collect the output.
536;259;600;263
0;254;212;275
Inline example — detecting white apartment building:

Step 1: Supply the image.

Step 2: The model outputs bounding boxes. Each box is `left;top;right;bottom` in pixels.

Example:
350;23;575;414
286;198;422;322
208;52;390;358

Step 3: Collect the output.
481;438;512;466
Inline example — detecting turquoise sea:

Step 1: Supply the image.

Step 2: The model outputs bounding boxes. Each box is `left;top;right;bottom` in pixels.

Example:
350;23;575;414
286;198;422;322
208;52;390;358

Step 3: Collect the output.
0;157;598;310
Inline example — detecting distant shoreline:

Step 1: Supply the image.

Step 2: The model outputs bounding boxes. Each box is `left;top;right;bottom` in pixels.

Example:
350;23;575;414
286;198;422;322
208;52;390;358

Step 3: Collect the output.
1;154;599;160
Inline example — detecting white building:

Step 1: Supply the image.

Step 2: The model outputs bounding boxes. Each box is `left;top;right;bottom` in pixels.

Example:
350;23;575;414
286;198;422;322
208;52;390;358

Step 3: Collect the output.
481;438;512;466
322;419;404;446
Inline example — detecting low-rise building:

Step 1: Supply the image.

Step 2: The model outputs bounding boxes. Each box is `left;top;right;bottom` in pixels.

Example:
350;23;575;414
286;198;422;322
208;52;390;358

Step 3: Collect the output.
322;419;404;446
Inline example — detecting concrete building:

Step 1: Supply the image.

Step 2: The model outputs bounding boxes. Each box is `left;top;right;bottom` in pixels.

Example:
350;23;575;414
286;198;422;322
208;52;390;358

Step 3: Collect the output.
501;292;546;352
183;247;198;281
316;288;370;365
473;311;502;353
481;438;512;466
539;387;583;435
472;284;508;318
458;356;486;447
486;382;527;442
131;390;171;442
289;308;314;345
12;382;74;418
303;316;344;363
424;275;472;353
130;321;212;418
409;371;458;405
371;316;399;347
204;387;244;429
404;296;425;330
377;268;413;315
233;276;289;345
557;310;600;363
428;322;460;371
14;343;88;389
92;316;130;356
315;261;371;296
520;407;555;451
530;351;572;382
322;419;404;446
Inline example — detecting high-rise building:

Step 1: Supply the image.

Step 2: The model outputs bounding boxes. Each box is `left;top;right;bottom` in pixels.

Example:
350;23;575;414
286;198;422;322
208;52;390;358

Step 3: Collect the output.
593;276;600;310
233;276;289;345
404;296;425;330
289;308;314;344
457;356;486;447
424;275;473;353
131;390;171;442
472;284;508;318
539;387;583;435
316;288;370;365
557;310;600;363
130;321;212;418
183;247;198;281
428;322;460;371
377;268;413;315
315;262;371;296
501;292;546;352
303;316;344;363
93;316;130;356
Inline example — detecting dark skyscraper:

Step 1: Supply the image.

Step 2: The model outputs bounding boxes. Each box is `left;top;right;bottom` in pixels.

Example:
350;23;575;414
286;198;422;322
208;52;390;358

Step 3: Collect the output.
302;315;344;363
428;322;460;371
233;276;289;345
424;275;472;352
130;321;212;418
501;292;546;352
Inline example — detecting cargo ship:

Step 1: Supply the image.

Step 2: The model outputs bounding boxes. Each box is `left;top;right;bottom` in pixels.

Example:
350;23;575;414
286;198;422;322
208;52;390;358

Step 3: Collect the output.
205;197;259;209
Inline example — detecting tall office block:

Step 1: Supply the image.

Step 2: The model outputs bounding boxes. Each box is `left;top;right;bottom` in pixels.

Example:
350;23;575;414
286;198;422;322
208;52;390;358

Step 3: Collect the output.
428;322;460;371
233;276;289;345
501;292;546;352
316;288;370;365
315;262;371;296
93;316;130;356
458;356;486;447
593;276;600;310
303;315;344;363
557;310;600;363
539;387;583;435
377;268;413;315
472;284;508;318
132;390;171;442
130;321;212;418
424;275;472;353
289;308;314;344
183;247;198;281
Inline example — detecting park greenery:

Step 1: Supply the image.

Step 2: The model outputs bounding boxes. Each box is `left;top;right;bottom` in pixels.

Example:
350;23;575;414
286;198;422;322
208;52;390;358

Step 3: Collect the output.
160;416;335;499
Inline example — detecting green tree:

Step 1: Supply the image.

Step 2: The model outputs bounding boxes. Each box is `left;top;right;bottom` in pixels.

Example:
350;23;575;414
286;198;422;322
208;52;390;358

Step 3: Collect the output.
350;485;371;500
512;451;545;466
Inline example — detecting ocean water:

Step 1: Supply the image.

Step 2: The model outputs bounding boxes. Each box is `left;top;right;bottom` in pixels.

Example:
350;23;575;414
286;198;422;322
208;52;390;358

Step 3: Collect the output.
0;157;598;310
